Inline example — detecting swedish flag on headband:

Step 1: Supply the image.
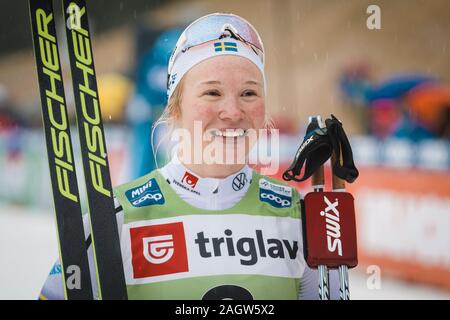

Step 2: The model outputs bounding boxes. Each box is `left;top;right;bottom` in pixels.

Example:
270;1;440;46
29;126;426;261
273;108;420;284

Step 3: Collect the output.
214;41;238;52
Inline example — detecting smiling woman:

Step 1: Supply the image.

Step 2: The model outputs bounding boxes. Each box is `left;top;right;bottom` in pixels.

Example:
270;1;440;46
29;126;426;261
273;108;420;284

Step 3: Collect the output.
170;54;266;177
39;12;340;300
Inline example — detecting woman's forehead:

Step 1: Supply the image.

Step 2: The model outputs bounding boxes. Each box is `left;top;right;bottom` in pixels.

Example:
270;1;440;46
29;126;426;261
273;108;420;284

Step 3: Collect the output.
186;55;263;84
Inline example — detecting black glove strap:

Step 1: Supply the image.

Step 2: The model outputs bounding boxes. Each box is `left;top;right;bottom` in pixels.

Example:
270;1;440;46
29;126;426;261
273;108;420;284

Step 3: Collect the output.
325;114;359;183
283;115;359;183
282;122;332;182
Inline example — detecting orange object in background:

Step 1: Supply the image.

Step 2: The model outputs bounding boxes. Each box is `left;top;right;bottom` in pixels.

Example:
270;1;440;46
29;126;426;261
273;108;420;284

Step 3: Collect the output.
406;83;450;131
269;164;450;291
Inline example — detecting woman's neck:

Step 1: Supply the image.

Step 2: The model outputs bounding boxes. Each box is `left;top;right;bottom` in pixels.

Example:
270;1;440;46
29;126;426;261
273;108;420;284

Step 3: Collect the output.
179;160;247;179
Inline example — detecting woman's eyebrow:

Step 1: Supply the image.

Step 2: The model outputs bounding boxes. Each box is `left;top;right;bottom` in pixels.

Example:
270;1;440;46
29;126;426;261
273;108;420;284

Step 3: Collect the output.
199;80;221;85
245;80;262;87
198;80;262;86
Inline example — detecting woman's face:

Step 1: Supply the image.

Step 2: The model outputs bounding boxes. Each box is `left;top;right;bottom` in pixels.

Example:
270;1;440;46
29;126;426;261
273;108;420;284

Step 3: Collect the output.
177;55;266;165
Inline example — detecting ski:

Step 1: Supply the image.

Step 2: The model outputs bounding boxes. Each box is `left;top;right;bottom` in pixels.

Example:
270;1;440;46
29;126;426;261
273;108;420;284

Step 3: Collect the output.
28;0;93;300
61;0;127;299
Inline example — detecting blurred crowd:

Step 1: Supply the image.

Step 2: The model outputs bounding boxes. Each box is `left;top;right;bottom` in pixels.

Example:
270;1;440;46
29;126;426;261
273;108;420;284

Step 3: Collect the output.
339;63;450;141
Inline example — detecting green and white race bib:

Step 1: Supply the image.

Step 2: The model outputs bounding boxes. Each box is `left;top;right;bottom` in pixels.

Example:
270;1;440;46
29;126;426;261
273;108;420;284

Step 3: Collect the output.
114;170;305;300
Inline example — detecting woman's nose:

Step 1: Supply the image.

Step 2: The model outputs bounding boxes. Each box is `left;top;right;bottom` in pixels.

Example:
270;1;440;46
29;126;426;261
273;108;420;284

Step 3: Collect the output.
218;98;244;122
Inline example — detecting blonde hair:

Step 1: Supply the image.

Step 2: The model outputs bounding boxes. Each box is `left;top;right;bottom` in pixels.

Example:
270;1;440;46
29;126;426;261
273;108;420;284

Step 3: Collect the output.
151;76;274;168
150;77;185;169
158;77;185;130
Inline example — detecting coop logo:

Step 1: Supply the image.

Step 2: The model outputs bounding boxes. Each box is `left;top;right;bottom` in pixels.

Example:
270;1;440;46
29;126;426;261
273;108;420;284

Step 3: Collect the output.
321;195;343;256
125;178;165;207
261;193;291;207
259;179;292;208
181;171;199;188
132;193;163;206
143;235;174;264
130;222;188;278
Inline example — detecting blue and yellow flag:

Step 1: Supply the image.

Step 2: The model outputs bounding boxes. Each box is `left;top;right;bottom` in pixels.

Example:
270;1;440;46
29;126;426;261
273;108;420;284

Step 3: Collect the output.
214;41;238;52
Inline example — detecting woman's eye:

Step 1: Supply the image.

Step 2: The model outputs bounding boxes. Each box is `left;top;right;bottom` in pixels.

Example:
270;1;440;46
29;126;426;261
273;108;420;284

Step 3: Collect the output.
242;90;257;97
205;90;220;96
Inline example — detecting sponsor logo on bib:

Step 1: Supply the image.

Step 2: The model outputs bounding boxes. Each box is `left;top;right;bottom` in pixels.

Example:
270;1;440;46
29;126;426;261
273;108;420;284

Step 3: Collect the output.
123;215;304;284
125;178;165;207
232;173;247;191
182;171;199;188
259;179;292;208
130;222;188;278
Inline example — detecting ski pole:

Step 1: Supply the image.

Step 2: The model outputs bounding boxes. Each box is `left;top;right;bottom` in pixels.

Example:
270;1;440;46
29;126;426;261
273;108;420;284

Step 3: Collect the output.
284;114;358;301
308;116;330;300
331;146;350;300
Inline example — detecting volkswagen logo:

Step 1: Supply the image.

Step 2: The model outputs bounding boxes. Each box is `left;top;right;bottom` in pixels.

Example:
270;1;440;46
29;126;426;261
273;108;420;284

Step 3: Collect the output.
232;173;247;191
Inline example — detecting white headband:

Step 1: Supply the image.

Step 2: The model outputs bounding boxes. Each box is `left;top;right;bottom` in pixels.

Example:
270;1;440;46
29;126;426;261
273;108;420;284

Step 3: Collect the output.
167;38;266;100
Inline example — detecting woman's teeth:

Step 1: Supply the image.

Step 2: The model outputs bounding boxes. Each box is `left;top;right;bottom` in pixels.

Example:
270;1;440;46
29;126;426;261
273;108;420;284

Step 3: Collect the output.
212;129;247;137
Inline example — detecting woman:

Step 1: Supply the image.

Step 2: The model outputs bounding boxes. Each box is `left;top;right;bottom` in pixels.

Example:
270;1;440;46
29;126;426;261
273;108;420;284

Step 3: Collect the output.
40;13;339;300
